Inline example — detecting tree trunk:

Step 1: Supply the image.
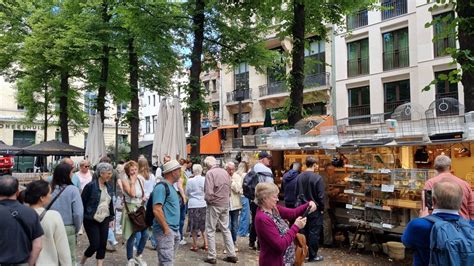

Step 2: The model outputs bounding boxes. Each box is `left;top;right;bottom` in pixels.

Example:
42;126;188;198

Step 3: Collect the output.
97;1;110;124
456;0;474;112
189;0;205;159
128;37;139;161
59;70;70;144
288;0;305;126
43;82;48;142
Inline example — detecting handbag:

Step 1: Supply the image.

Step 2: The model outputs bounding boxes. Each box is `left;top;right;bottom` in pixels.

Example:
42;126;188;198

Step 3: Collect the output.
123;178;147;232
294;233;308;266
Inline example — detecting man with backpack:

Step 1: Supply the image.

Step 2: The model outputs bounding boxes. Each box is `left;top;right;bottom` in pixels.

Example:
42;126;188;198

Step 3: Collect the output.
150;160;181;266
242;151;274;250
402;179;474;266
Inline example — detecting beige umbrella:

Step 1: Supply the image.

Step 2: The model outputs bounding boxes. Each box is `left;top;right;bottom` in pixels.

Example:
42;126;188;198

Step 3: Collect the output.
152;100;168;166
85;112;107;166
173;98;187;160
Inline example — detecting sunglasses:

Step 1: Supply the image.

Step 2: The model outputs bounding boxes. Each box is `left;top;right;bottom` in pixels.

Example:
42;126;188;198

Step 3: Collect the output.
83;165;90;168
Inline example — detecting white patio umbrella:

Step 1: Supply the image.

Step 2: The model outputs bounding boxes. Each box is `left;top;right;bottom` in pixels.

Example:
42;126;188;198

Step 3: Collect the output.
85;112;107;166
151;98;187;166
152;99;169;166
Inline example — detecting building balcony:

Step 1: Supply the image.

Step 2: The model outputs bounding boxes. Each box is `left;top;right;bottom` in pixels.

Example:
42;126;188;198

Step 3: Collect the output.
304;72;329;89
348;57;369;77
259;81;287;97
381;0;407;21
383;48;409;71
347;9;368;30
348;104;371;125
226;88;252;103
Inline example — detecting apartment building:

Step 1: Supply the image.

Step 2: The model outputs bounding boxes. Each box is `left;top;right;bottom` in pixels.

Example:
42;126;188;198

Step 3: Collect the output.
0;76;130;172
200;68;222;135
220;35;333;153
335;0;461;121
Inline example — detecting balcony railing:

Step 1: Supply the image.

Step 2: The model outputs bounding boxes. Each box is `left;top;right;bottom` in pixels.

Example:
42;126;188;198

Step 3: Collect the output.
347;9;368;30
304;72;329;88
259;81;286;97
383;48;409;71
436;91;458;101
434;35;456;57
348;104;371;125
382;0;407;20
384;100;409;119
226;88;251;103
347;57;369;77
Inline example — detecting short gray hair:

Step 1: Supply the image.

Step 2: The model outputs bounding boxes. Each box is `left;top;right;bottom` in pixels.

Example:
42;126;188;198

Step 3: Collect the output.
433;178;463;210
434;155;451;172
192;164;203;175
96;162;113;176
255;182;279;206
225;161;235;170
204;156;217;168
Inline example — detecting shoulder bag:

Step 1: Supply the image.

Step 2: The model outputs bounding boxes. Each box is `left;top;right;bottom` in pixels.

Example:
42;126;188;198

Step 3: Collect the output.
123;178;147;232
39;185;67;221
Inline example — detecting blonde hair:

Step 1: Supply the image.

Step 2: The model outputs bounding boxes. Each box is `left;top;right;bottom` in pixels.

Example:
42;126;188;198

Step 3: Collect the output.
138;157;150;179
255;182;279;206
124;160;138;176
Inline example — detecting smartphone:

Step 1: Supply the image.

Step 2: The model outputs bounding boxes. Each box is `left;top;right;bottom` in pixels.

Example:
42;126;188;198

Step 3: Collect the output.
302;206;311;218
424;190;433;210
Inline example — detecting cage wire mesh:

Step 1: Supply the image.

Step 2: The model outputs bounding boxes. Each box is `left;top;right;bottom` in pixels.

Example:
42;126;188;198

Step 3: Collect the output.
389;103;428;142
425;97;465;140
337;114;393;146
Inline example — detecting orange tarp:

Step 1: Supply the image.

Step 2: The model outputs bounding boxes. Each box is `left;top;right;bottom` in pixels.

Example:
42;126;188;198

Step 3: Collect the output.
305;115;334;135
186;128;223;155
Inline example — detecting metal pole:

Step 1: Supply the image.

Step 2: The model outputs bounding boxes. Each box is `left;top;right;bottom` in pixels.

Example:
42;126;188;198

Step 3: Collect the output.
238;99;243;139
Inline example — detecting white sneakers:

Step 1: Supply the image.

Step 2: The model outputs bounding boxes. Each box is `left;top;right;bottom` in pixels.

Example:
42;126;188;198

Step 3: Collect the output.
127;259;136;266
135;255;147;266
179;239;187;245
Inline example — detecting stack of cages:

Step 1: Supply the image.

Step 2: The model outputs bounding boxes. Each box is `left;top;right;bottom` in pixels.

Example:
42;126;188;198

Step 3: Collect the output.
389;169;437;210
389;103;428;144
255;127;275;149
425;97;465;142
337;114;393;147
465;111;474;140
267;129;301;149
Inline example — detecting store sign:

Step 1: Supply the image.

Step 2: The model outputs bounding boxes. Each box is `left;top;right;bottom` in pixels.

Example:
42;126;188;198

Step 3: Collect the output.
0;123;44;130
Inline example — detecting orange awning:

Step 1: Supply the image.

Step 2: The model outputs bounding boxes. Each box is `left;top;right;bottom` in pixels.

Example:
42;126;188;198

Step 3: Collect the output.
186;128;223;155
305;115;334;135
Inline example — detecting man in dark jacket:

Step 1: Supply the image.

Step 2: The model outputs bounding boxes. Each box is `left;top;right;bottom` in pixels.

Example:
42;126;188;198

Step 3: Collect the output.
296;157;325;262
282;162;301;208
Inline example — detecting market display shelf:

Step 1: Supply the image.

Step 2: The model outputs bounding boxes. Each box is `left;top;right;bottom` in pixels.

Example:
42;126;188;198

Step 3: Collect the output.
343;190;366;197
365;202;392;211
346;204;365;210
386;199;421;209
345;178;366;183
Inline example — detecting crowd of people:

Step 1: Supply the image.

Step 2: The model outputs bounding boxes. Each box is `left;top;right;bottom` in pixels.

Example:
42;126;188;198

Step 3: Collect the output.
1;151;473;266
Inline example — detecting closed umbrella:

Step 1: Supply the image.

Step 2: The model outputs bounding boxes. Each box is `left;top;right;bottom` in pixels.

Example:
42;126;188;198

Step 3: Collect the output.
264;109;273;127
152;99;168;166
173;98;187;160
85;112;107;166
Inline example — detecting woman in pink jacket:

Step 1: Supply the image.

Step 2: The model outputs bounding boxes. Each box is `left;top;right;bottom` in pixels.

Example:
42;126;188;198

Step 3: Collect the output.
254;182;317;266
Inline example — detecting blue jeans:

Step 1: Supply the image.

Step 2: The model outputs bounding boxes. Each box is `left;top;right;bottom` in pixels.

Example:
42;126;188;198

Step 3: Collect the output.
135;229;157;249
179;204;187;240
126;229;148;260
238;196;250;237
229;209;240;243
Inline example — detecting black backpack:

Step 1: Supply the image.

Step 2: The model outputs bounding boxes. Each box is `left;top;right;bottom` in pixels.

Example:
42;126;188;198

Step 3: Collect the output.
145;182;170;227
242;170;273;200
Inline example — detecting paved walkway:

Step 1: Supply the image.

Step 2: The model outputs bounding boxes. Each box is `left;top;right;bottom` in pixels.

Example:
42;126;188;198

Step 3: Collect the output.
76;233;410;265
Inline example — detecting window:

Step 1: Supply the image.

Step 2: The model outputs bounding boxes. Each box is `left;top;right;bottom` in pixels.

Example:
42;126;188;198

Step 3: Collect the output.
204;81;210;93
347;9;368;30
303;102;327;116
233;112;250;124
304;40;325;75
148;96;151;105
383;28;409;70
183;115;189;132
153;95;156;106
145;116;151;134
84;92;97;115
233;127;251;138
234;63;249;91
117;102;128;117
435;70;458;100
152;115;157;133
348;86;370;124
433;12;456;57
347;38;369;77
212;79;217;92
118;134;128;145
381;0;407;20
212;102;219;119
17;104;25;110
384;79;410;117
55;131;62;142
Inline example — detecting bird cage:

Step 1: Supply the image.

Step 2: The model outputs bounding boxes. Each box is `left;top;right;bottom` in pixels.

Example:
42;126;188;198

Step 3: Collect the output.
465;111;474;140
425;97;465;142
337;114;393;147
389;103;428;144
255;127;275;148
